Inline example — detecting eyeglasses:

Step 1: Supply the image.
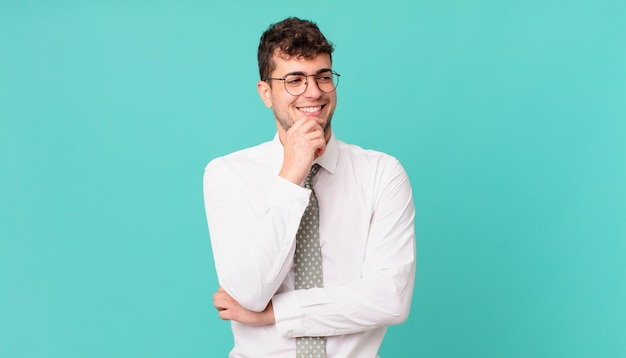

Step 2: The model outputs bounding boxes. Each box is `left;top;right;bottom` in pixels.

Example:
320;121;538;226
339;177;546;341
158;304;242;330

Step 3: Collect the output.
264;70;341;96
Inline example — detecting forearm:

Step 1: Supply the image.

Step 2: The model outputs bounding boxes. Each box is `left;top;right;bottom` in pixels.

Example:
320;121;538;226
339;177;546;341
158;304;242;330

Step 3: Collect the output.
273;262;415;337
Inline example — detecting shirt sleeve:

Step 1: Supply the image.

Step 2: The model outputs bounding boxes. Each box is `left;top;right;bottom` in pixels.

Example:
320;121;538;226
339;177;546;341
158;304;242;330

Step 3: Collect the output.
272;159;416;337
203;158;311;312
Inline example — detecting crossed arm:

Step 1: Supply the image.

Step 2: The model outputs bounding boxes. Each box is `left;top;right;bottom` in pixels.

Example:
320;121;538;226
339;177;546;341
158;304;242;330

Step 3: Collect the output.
213;286;275;326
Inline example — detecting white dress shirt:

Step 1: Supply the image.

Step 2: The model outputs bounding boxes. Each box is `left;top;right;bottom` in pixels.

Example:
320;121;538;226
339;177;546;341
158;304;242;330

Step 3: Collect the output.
203;133;416;358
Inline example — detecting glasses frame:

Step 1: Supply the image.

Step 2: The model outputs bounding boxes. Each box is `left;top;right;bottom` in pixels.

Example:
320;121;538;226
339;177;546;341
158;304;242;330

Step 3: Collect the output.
263;70;341;96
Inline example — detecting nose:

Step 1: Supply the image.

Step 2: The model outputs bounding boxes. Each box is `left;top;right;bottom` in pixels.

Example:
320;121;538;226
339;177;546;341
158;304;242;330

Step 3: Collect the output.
302;75;322;98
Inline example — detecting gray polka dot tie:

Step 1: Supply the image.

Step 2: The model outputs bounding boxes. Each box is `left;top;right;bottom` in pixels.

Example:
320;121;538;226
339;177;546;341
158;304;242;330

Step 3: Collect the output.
295;164;326;358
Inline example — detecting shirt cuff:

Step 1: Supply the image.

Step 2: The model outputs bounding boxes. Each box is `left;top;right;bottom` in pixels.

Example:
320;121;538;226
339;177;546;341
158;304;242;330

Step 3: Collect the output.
273;288;334;338
272;290;303;338
268;176;311;212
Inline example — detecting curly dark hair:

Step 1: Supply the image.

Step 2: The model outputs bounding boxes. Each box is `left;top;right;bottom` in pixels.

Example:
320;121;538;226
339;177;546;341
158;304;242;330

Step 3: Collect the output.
258;17;334;80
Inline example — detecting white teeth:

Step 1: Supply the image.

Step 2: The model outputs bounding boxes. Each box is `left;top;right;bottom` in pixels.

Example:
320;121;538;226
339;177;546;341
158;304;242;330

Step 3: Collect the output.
298;106;322;113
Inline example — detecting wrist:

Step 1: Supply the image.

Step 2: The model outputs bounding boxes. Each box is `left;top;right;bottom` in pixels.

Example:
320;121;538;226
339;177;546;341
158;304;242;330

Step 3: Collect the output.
278;167;307;185
263;300;276;325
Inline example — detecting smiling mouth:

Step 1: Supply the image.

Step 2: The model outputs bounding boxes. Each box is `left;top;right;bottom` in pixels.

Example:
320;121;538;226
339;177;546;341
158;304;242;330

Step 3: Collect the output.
298;105;324;113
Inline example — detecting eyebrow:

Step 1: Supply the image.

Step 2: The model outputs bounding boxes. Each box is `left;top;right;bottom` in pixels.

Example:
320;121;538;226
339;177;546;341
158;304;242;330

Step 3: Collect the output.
282;68;333;77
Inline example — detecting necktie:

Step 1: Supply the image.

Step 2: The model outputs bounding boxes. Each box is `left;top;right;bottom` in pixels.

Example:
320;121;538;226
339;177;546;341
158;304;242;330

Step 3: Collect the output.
295;164;326;358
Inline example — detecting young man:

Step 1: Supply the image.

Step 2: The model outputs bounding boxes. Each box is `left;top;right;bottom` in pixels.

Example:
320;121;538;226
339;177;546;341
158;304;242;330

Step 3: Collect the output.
203;17;416;357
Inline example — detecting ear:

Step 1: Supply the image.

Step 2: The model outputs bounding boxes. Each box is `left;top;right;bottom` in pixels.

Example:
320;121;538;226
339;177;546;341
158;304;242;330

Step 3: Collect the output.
257;80;273;108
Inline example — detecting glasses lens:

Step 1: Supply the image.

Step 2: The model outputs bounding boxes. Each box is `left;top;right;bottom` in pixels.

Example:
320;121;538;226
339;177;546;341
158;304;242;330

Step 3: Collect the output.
316;71;337;93
284;74;307;95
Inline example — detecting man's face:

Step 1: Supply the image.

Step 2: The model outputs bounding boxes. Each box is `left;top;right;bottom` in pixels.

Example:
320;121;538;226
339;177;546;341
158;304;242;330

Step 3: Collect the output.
258;52;337;138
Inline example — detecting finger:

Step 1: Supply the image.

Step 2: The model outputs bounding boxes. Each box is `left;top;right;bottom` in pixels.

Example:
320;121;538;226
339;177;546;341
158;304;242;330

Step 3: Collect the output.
307;127;325;139
303;115;325;130
214;292;233;311
218;309;232;321
213;291;225;302
214;297;225;310
307;132;326;147
290;116;321;134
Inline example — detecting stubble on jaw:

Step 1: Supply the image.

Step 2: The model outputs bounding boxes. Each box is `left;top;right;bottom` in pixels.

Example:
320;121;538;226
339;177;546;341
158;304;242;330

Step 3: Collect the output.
275;115;292;132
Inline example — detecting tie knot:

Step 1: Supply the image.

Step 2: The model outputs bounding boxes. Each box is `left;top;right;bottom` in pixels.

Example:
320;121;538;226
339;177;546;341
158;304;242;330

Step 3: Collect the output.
304;164;321;189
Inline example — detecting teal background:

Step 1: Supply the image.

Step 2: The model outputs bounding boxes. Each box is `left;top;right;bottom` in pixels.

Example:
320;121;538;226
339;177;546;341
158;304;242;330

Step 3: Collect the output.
1;0;625;357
